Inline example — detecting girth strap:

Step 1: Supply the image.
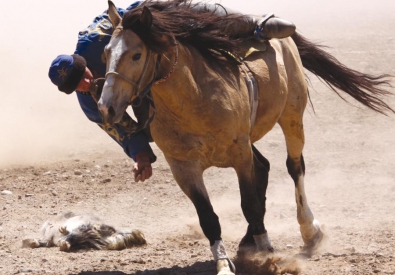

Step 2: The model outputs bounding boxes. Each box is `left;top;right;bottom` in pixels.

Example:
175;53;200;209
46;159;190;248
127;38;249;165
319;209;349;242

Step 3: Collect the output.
239;62;259;133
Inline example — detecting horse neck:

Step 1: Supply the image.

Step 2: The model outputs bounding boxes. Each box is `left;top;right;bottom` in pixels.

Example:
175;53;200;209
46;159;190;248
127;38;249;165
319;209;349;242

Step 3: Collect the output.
152;43;205;115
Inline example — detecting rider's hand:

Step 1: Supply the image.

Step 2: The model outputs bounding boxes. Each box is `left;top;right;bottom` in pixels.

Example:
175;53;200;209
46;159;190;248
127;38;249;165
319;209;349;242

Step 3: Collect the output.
133;151;154;182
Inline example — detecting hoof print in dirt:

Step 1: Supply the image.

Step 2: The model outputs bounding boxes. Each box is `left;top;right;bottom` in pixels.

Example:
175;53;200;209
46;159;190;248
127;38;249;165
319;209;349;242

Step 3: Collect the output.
22;212;146;251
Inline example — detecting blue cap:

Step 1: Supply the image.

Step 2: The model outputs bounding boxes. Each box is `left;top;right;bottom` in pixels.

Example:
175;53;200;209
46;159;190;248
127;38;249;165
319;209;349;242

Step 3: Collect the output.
48;54;87;94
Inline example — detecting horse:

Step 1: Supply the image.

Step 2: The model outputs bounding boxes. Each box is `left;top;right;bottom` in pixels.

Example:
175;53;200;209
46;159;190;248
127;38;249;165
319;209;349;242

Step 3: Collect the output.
97;1;394;274
22;212;146;251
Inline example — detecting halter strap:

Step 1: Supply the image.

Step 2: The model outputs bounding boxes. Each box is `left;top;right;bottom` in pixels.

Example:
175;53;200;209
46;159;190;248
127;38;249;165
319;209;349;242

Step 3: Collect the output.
105;71;139;87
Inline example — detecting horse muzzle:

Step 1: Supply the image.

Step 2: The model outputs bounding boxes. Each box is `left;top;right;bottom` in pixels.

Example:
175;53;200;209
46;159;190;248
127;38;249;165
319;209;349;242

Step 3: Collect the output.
97;88;121;125
98;103;117;126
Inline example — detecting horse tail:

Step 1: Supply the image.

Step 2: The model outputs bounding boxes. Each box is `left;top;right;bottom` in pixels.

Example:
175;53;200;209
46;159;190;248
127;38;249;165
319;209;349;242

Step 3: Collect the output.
291;32;394;115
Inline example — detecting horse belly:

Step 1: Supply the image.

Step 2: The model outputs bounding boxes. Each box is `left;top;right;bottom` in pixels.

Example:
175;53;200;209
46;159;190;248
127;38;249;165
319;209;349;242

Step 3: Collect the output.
152;109;249;167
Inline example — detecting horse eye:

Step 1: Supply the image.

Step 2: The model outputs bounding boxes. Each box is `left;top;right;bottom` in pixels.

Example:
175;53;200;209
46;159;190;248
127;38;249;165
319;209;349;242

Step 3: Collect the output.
132;53;142;61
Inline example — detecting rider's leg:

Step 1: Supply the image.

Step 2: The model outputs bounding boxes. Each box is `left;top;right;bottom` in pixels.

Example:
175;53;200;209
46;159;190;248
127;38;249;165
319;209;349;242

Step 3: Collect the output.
191;3;296;40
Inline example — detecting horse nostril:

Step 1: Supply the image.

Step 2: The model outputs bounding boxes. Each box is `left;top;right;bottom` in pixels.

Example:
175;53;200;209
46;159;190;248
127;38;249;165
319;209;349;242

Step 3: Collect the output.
97;102;115;123
108;106;115;118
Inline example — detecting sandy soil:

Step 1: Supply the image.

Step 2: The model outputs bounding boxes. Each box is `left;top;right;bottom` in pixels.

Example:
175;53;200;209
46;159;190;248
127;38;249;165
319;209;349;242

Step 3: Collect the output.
1;0;395;274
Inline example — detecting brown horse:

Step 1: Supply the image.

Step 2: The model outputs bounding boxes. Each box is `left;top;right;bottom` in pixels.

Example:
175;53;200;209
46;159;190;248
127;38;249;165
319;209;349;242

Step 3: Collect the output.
98;1;394;274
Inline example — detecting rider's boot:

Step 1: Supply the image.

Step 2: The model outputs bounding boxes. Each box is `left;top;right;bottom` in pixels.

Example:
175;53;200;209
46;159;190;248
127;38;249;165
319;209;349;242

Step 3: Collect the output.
254;14;296;40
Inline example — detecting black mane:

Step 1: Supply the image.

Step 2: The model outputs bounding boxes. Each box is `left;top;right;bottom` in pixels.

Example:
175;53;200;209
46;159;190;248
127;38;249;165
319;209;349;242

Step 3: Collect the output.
122;0;244;60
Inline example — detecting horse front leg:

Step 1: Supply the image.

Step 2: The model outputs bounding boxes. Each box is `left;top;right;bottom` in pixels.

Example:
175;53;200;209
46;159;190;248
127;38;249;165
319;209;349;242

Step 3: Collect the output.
166;157;236;275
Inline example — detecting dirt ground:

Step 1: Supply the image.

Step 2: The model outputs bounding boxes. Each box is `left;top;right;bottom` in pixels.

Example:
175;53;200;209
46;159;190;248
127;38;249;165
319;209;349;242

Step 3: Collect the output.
1;0;395;274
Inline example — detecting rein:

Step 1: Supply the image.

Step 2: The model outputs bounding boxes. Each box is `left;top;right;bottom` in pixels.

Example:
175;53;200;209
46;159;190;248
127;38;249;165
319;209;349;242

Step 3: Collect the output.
155;41;179;85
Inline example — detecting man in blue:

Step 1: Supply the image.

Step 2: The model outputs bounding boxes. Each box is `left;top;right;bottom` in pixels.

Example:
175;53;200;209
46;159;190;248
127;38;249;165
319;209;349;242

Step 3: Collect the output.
48;1;296;183
48;2;156;182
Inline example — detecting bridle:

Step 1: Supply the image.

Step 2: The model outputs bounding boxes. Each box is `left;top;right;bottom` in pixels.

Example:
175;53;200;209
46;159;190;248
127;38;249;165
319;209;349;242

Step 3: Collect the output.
104;39;178;102
103;38;179;134
105;50;156;103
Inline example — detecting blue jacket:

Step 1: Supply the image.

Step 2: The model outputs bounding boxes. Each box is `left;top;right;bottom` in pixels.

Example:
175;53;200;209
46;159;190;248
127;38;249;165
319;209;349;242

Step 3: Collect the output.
74;2;154;161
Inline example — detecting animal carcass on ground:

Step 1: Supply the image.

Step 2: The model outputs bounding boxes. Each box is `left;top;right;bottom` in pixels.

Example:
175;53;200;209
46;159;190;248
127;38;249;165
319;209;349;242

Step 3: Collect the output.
22;212;146;251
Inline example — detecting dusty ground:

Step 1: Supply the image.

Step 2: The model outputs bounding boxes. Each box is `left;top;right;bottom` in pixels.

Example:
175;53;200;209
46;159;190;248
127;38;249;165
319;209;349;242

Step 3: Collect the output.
1;0;395;274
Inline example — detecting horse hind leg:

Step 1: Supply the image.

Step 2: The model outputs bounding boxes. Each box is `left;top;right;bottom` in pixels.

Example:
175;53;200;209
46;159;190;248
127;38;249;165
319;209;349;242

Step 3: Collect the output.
286;154;323;250
228;137;274;258
238;144;273;256
278;115;324;252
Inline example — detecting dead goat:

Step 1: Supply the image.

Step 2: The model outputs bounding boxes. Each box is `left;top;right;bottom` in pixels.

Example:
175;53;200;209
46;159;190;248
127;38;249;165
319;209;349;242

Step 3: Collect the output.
22;212;146;251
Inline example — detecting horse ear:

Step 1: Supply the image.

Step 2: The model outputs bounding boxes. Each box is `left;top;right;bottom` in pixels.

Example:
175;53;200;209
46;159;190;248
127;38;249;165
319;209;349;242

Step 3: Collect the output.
140;6;153;29
108;0;122;27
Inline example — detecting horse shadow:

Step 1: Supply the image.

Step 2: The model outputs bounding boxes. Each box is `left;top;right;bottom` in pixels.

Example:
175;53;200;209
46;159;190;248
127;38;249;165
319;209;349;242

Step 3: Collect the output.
69;253;306;275
69;260;216;275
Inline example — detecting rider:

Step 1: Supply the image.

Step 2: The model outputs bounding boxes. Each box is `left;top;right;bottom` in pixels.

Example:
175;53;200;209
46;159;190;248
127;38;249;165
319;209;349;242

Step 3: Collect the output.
48;1;296;183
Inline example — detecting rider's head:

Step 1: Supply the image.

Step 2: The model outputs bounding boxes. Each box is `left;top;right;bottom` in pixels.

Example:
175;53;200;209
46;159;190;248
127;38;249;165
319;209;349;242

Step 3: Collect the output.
48;54;93;93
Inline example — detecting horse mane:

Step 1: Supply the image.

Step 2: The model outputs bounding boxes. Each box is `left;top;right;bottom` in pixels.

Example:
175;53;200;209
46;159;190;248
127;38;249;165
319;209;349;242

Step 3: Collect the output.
122;0;244;60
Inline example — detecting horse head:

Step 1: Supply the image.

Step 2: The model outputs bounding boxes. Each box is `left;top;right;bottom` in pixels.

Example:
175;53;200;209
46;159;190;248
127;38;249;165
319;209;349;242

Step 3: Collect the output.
98;1;159;125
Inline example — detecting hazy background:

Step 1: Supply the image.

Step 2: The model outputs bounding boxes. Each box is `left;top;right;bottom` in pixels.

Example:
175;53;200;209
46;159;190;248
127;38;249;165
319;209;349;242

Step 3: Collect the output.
1;0;394;167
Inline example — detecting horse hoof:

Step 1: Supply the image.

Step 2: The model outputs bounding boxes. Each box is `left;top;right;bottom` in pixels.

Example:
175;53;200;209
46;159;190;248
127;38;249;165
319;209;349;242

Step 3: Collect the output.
237;233;255;257
216;259;236;275
302;221;325;254
237;232;274;258
254;233;274;253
